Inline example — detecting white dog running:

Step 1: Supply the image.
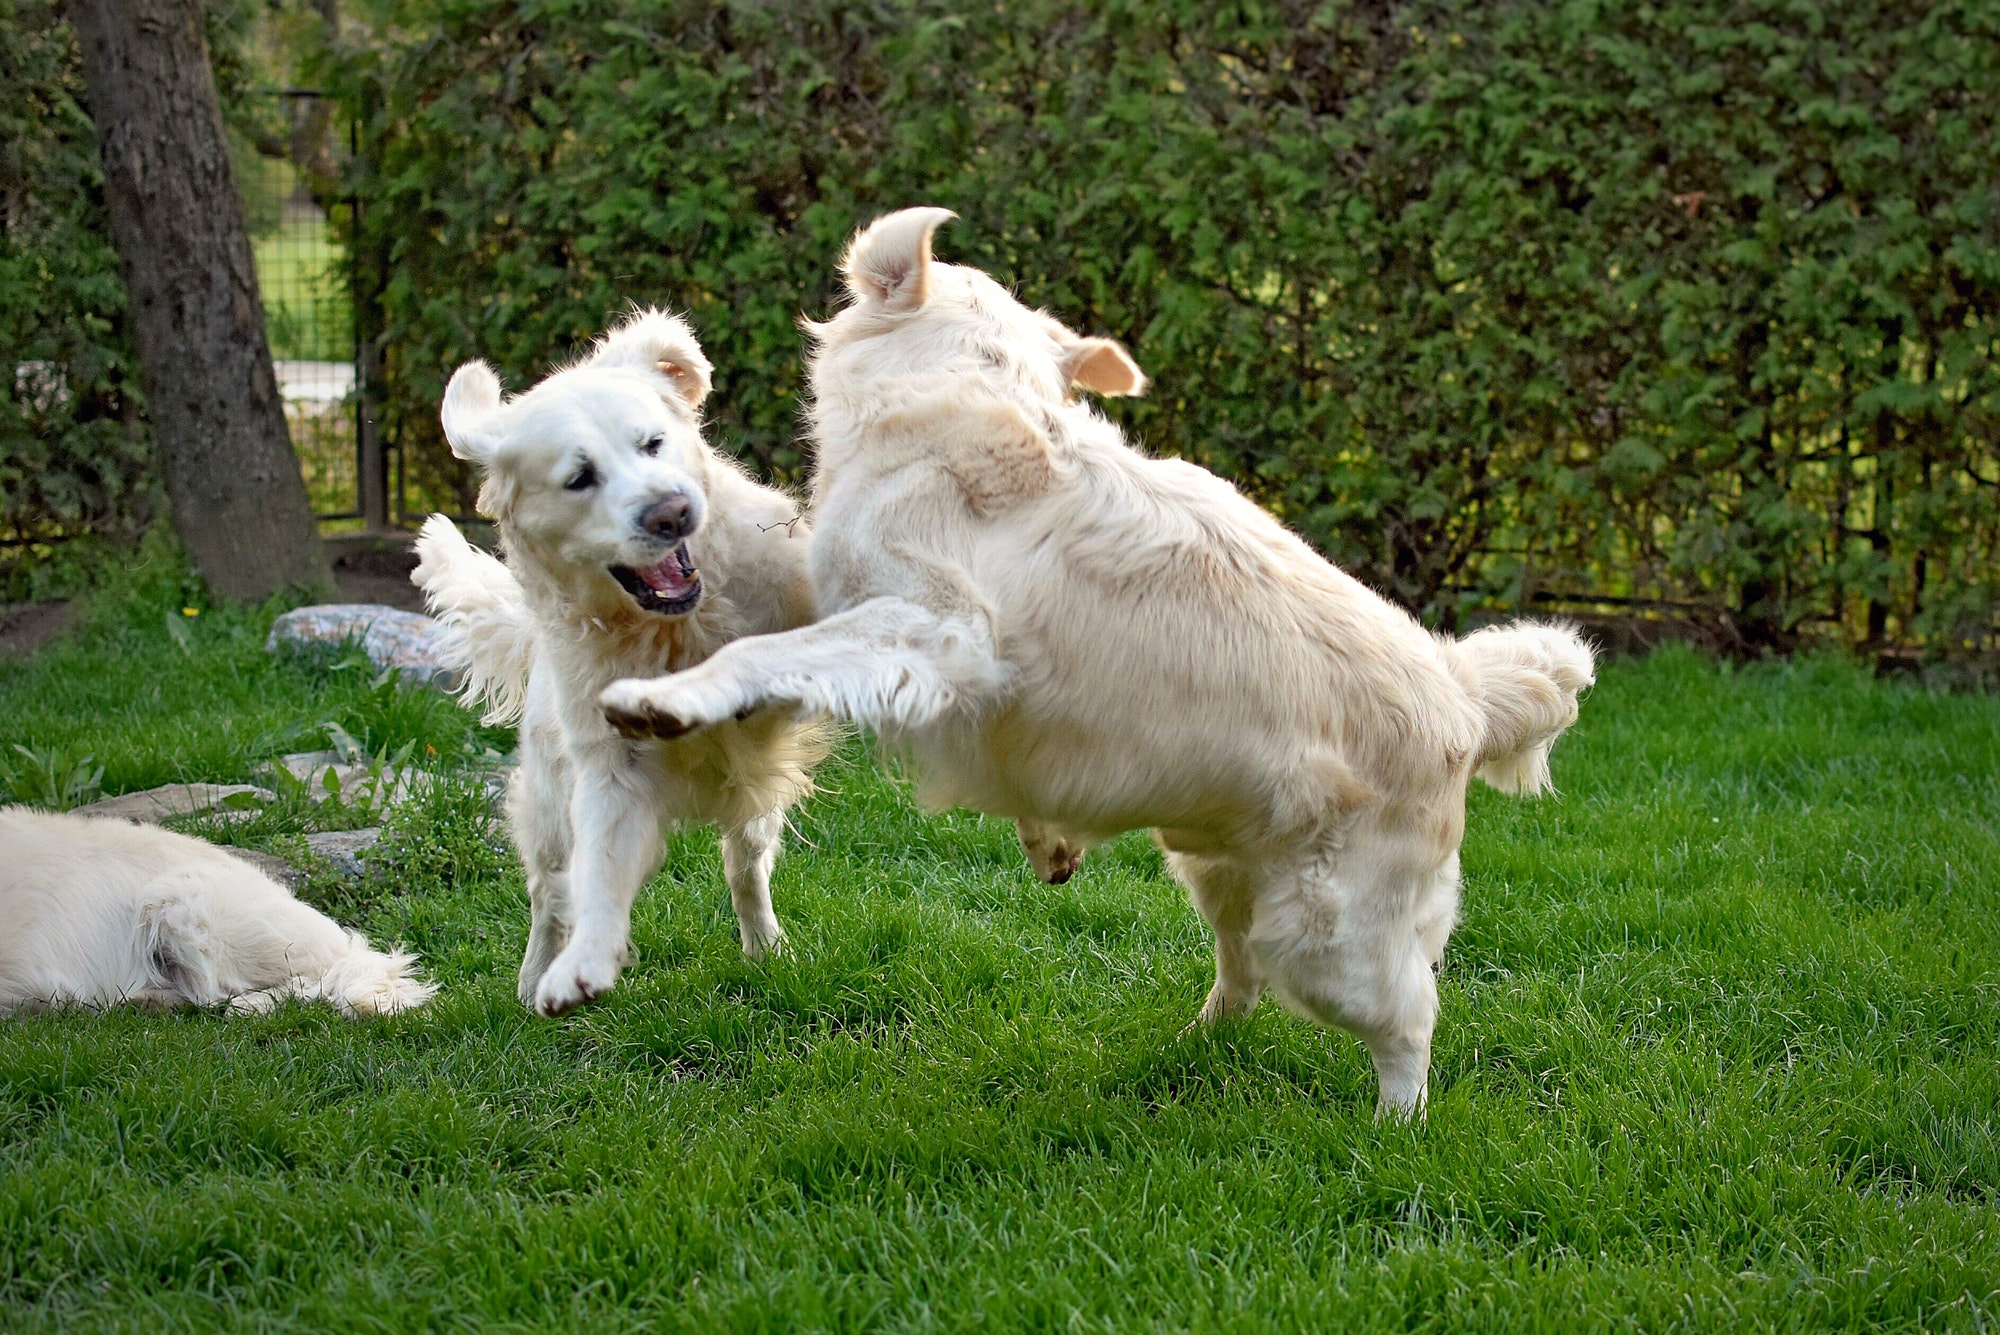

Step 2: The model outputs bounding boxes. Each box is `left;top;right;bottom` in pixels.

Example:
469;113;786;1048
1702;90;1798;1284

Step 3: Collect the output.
0;807;434;1016
413;310;830;1016
599;211;1595;1115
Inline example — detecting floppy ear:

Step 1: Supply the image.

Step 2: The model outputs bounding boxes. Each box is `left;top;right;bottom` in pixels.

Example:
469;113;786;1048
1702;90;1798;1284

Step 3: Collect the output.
842;207;956;312
1062;337;1147;397
588;307;714;411
440;361;504;464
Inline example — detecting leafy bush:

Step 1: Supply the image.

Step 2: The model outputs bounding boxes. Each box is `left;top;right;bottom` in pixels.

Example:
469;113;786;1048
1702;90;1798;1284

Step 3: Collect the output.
0;0;156;597
331;0;2000;650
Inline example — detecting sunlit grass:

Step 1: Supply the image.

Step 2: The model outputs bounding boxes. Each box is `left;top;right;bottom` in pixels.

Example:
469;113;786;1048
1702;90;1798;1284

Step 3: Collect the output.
1;582;1995;1328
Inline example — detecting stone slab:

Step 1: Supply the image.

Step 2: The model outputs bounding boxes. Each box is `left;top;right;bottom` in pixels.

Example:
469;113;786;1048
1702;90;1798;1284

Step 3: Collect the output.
73;783;273;825
266;603;456;686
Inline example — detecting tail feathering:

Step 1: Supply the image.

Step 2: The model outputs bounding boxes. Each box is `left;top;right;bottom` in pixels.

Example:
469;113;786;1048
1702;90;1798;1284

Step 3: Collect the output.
1453;621;1596;795
410;514;536;725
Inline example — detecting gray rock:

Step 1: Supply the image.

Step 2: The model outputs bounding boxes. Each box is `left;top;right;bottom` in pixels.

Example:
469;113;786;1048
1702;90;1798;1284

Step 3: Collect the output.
305;827;383;880
266;603;457;686
226;846;305;888
274;751;420;807
73;783;273;825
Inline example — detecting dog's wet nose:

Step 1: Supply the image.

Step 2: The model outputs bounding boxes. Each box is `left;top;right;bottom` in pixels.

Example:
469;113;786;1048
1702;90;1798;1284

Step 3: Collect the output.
638;492;697;543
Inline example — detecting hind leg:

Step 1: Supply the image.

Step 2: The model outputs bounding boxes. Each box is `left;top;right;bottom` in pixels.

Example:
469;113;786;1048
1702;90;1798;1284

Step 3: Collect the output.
1250;831;1449;1119
1166;848;1265;1026
722;808;786;960
1415;852;1461;970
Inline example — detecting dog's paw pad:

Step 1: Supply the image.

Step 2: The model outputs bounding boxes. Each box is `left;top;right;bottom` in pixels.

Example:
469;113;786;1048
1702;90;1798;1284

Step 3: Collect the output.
599;683;697;740
1045;845;1085;884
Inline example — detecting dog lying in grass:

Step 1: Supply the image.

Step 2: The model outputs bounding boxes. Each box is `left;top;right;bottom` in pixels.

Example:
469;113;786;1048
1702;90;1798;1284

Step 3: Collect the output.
599;211;1595;1116
0;807;434;1016
413;310;831;1016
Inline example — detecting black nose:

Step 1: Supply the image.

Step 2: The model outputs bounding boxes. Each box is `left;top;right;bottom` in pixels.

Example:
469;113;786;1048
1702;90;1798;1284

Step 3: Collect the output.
638;492;695;542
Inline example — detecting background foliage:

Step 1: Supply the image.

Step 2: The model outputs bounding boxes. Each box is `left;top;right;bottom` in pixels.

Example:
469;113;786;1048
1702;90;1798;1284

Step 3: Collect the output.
0;0;276;600
0;0;154;597
327;0;2000;650
7;0;1998;652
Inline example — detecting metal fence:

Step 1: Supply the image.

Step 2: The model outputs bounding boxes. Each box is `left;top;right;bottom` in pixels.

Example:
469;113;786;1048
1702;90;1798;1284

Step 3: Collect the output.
239;89;387;529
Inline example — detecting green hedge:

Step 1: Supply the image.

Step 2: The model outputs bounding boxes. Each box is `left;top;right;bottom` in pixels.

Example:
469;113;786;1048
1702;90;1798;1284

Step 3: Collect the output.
0;0;155;596
267;4;2000;647
0;0;276;599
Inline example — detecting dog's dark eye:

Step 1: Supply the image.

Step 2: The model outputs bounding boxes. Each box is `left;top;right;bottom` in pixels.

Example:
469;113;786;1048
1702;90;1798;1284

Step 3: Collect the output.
565;463;598;492
640;434;664;457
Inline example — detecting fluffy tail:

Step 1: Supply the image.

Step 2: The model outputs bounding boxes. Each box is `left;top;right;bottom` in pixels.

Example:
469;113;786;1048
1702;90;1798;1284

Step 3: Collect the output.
224;931;438;1018
316;932;438;1017
411;514;535;725
1451;621;1596;795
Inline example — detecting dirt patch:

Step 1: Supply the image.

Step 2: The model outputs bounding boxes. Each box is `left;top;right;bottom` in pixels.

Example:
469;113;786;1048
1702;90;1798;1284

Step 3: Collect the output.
329;535;427;612
0;600;75;659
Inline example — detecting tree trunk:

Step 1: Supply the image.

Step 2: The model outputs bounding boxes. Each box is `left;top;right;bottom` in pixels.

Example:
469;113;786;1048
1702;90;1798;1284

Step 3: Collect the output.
70;0;327;601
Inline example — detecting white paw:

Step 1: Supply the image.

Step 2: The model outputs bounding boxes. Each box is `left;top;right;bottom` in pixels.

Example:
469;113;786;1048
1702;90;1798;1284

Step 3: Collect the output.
1189;984;1260;1031
226;988;283;1016
533;945;623;1017
739;920;786;962
600;674;735;740
350;975;437;1017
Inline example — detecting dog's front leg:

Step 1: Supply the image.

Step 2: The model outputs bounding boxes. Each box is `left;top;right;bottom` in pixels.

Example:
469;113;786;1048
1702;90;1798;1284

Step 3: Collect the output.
533;751;665;1017
509;739;576;1007
600;595;1005;740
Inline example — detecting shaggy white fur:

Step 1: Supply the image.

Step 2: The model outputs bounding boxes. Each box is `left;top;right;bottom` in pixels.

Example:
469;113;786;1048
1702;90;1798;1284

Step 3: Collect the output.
599;212;1595;1116
413;309;831;1017
0;807;434;1016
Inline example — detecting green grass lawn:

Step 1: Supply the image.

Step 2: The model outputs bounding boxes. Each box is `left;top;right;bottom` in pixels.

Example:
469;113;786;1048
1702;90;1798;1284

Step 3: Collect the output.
2;574;1997;1330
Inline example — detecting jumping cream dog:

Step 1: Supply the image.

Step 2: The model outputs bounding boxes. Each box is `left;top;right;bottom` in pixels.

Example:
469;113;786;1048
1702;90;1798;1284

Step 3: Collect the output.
413;310;829;1016
0;807;434;1016
599;213;1593;1115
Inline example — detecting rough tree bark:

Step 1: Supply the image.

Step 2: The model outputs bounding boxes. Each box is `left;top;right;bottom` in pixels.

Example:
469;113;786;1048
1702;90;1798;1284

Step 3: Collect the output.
70;0;327;600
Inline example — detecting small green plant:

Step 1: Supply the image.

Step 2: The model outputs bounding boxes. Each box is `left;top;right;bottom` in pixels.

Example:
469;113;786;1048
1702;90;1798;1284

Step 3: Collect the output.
369;769;513;898
0;741;104;810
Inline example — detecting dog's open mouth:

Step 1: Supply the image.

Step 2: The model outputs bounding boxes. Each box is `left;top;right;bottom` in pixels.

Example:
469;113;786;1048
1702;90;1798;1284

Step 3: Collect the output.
610;545;701;616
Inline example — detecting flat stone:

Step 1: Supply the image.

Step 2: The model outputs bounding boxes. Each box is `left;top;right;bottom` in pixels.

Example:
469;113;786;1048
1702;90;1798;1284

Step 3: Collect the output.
266;603;457;686
274;751;421;806
305;827;383;879
73;783;274;825
226;846;305;888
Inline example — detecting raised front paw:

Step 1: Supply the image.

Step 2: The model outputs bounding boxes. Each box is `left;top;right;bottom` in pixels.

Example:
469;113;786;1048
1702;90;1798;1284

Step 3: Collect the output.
533;945;623;1017
600;677;705;740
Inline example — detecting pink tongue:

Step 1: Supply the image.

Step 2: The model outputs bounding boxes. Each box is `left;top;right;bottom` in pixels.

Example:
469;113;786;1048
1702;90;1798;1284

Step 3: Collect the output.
637;555;693;595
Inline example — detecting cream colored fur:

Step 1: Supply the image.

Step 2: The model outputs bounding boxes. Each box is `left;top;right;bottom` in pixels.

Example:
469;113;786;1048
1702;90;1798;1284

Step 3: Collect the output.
412;309;831;1016
0;807;434;1016
599;215;1594;1115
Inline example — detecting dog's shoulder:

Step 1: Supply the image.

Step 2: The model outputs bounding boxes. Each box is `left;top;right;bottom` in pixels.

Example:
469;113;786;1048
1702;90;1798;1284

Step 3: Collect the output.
891;392;1058;517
